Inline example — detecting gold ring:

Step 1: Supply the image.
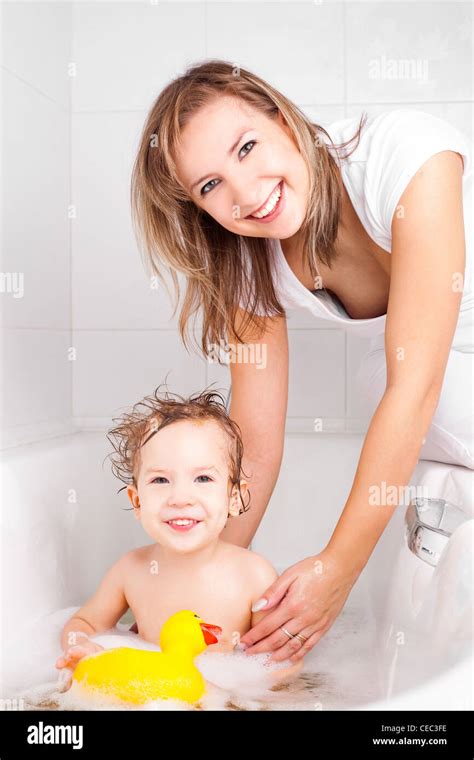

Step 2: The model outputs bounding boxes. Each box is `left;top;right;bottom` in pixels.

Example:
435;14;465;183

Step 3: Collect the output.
295;632;308;643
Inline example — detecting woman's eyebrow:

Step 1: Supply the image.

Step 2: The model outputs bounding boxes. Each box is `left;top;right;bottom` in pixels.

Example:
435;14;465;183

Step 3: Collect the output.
190;127;252;191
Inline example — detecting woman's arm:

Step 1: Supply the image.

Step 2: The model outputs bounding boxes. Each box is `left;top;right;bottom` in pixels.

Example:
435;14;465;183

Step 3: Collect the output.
328;150;466;571
326;385;441;571
238;150;467;662
220;309;289;548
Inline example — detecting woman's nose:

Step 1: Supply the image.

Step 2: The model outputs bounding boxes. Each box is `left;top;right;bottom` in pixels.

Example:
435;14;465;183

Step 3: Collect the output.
231;178;265;218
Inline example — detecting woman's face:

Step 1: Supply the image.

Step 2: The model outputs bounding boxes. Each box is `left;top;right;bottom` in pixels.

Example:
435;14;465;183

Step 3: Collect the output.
174;95;310;240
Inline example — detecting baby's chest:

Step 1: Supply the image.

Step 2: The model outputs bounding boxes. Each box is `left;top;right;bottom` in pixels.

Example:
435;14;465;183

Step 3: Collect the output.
125;573;251;649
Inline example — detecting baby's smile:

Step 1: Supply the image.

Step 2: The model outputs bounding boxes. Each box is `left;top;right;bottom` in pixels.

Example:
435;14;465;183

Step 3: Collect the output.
165;518;203;533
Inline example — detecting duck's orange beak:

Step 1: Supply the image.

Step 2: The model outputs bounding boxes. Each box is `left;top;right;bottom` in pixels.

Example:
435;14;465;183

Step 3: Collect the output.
199;622;222;645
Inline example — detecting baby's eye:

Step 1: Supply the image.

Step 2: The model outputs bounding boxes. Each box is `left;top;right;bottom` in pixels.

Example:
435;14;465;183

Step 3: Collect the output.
150;475;212;484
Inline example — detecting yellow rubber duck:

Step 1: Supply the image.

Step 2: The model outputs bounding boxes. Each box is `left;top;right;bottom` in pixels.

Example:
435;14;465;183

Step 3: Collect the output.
72;610;222;705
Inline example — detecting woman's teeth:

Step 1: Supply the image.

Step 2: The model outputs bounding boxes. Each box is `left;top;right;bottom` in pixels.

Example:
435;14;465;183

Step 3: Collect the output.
250;182;282;218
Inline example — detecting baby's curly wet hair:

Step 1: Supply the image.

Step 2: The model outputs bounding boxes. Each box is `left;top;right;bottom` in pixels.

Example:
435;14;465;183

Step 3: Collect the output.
104;383;251;515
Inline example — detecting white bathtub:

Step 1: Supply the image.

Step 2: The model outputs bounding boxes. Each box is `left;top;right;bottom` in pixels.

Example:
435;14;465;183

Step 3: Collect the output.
1;431;472;710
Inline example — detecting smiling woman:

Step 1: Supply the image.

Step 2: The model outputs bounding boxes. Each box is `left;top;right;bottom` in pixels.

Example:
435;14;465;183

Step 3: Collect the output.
130;59;366;355
129;59;472;665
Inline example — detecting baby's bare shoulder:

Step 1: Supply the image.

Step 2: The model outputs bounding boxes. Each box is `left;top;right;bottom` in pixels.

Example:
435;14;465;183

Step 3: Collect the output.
246;550;279;586
118;545;157;573
222;543;278;584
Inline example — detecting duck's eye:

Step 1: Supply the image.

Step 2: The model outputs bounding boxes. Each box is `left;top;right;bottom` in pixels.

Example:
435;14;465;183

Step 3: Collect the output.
194;614;199;618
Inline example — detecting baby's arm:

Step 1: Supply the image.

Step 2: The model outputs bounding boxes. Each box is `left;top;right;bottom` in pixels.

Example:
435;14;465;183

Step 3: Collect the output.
248;555;304;684
56;553;130;675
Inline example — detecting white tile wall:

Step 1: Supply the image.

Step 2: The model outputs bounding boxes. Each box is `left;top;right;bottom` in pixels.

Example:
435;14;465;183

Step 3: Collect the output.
71;111;173;330
346;1;472;104
72;329;208;420
2;71;70;330
206;2;345;105
1;329;72;434
1;3;73;445
250;431;368;569
71;2;206;112
2;1;72;108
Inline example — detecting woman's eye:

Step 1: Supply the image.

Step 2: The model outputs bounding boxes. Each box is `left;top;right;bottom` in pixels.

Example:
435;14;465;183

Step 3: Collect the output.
238;140;256;159
200;140;256;197
201;178;219;196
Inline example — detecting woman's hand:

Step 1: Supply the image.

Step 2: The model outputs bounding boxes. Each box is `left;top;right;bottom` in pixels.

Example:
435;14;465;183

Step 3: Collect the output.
238;548;362;662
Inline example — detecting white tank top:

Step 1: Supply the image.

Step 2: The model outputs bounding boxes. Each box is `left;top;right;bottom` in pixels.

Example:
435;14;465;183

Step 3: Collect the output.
240;108;473;348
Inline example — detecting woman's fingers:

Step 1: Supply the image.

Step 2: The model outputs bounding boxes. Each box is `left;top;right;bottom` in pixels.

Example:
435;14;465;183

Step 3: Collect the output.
243;608;315;656
245;620;314;661
240;621;293;656
241;551;359;659
240;602;301;653
239;573;297;651
252;571;295;613
289;624;330;662
268;622;322;662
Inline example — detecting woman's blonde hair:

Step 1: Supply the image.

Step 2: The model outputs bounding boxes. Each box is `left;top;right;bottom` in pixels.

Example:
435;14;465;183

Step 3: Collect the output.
130;59;367;361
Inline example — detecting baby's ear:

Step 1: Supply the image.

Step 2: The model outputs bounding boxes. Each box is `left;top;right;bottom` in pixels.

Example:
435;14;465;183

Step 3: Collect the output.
228;490;241;517
239;479;249;508
228;479;249;517
127;485;141;518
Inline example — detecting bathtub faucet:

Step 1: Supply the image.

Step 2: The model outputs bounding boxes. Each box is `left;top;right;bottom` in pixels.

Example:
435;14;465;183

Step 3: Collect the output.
405;497;469;567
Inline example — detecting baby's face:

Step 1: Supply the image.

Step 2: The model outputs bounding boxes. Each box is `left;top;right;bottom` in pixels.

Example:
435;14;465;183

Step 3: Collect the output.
128;418;246;553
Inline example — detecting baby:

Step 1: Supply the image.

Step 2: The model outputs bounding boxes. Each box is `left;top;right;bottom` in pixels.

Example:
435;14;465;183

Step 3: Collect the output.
56;387;303;693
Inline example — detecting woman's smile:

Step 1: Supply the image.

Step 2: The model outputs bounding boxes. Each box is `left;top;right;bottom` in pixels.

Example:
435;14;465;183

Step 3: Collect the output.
246;180;285;223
